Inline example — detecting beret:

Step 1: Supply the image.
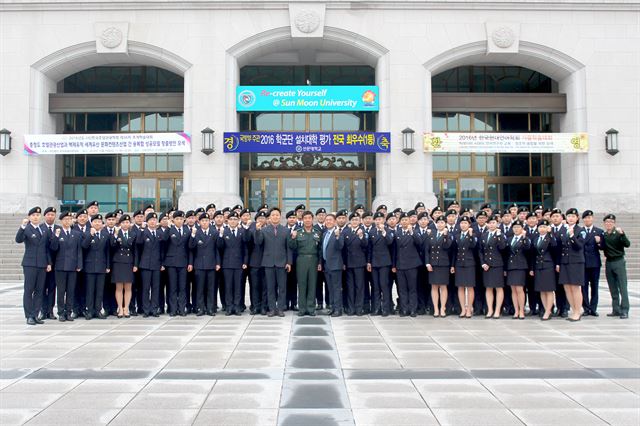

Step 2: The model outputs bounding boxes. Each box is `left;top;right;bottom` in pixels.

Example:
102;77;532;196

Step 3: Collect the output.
90;214;103;222
28;206;42;215
59;211;72;220
118;214;131;223
44;207;57;215
146;212;157;221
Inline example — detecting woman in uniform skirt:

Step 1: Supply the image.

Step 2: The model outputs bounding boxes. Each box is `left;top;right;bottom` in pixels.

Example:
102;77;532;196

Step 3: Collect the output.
110;214;136;318
425;216;453;317
558;208;586;321
531;219;557;320
452;216;477;318
479;215;507;318
506;220;531;319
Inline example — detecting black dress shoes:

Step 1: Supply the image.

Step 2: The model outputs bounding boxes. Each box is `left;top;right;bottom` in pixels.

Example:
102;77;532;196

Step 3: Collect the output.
620;313;629;319
26;317;36;325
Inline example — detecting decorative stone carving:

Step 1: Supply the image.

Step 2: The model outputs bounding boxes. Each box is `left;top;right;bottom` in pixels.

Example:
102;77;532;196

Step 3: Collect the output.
491;26;515;49
289;3;325;38
95;22;129;53
294;10;321;34
485;22;520;54
100;27;123;48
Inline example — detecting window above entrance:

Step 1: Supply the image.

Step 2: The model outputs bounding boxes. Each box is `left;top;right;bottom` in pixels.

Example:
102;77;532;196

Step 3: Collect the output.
63;66;183;93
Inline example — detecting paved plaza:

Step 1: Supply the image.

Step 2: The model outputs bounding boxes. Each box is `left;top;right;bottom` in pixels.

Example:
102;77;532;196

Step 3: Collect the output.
1;281;639;426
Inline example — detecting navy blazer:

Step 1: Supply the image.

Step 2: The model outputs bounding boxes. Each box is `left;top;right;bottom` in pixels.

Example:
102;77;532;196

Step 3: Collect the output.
557;225;586;265
321;228;345;272
111;229;136;266
582;226;605;268
82;229;111;273
162;225;191;268
343;226;368;268
453;232;478;267
367;227;394;267
478;231;507;267
189;227;220;270
15;223;52;268
532;233;557;270
217;227;249;268
506;234;531;271
393;229;423;270
247;223;264;268
254;224;292;268
425;231;453;267
135;228;163;270
50;228;83;271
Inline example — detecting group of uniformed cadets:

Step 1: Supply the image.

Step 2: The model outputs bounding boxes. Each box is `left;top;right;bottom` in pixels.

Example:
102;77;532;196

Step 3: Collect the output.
16;199;631;325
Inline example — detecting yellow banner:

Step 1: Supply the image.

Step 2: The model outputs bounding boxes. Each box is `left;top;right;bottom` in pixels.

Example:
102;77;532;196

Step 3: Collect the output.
423;132;589;153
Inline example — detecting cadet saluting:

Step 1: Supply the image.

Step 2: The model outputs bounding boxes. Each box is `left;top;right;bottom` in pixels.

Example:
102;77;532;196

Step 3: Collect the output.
217;211;249;316
505;220;531;320
82;215;111;320
16;207;52;325
557;208;586;322
452;216;477;318
426;216;453;318
393;212;423;317
110;214;135;318
530;219;557;321
479;215;507;319
49;211;83;322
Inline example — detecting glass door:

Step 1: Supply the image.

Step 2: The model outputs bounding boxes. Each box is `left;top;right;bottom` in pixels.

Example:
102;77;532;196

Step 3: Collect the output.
158;179;175;212
309;178;333;213
282;178;306;213
130;178;156;212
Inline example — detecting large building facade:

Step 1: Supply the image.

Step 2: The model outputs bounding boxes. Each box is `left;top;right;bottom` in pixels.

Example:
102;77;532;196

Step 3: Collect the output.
0;0;639;214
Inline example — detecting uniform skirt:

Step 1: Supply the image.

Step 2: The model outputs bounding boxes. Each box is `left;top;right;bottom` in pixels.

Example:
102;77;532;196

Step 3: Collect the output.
111;262;134;283
506;269;526;286
559;263;584;285
455;266;476;288
534;268;556;292
430;266;449;286
483;266;504;288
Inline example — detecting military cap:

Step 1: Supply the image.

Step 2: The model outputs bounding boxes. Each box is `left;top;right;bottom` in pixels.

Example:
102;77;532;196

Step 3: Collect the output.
488;215;500;222
59;211;72;220
398;212;408;219
385;212;395;220
603;213;616;221
158;213;167;222
240;208;250;216
353;204;365;211
86;200;99;208
232;204;243;211
533;204;544;212
512;220;525;227
373;212;385;219
119;214;131;223
185;210;195;218
336;209;348;217
376;204;387;211
115;209;124;215
565;208;579;216
228;211;239;219
480;203;492;210
430;206;442;216
476;211;488;218
414;201;425;210
285;210;296;219
348;212;360;220
393;207;403;214
28;206;42;216
407;210;417;217
508;202;519;209
459;216;471;224
133;209;144;217
146;212;158;222
259;204;269;210
295;204;306;211
315;208;326;215
195;207;205;214
461;208;470;215
198;213;209;221
213;210;224;218
446;209;457;216
44;207;57;215
144;203;154;211
538;219;550;226
582;209;594;219
255;211;267;220
90;214;103;222
77;209;88;216
417;212;429;220
206;203;216;211
105;212;117;219
518;206;529;213
435;216;446;223
222;207;231;213
500;209;511;216
446;200;460;208
361;211;373;219
550;208;563;216
173;210;185;218
526;212;537;219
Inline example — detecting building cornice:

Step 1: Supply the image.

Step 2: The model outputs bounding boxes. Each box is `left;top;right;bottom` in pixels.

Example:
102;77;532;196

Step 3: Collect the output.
1;0;639;12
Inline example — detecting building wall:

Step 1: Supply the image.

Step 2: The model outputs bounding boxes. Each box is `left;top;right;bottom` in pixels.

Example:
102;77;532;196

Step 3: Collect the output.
0;1;638;213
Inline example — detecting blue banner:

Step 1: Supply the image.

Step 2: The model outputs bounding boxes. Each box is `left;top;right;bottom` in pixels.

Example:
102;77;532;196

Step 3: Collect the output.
223;132;391;153
236;86;379;111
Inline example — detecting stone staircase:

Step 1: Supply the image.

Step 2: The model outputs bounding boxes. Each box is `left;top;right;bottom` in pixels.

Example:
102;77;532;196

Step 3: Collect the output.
0;213;638;282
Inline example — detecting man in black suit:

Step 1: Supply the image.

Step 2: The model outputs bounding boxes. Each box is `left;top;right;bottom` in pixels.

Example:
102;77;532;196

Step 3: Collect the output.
248;211;268;315
15;207;52;325
189;213;221;316
581;210;605;316
321;214;346;317
254;207;292;317
218;211;249;316
81;214;111;320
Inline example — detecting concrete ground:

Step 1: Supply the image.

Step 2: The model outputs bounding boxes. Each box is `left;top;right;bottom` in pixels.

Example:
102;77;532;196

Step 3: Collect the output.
0;281;639;426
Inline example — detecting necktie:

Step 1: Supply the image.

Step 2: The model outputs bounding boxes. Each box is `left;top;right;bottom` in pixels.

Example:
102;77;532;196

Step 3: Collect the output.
124;232;128;241
537;237;543;248
274;226;277;237
152;230;156;239
97;232;100;240
512;236;518;247
323;230;331;259
49;226;53;233
436;232;441;240
233;229;236;238
66;230;70;238
488;232;493;242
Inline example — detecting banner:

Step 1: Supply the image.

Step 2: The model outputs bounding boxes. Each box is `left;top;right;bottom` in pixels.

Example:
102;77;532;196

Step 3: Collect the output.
236;86;379;111
223;132;390;153
423;132;589;153
23;133;191;155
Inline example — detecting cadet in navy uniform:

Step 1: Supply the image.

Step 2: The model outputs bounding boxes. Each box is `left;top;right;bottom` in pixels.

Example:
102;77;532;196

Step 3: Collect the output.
425;216;453;318
393;212;423;317
103;211;118;317
218;211;249;316
557;208;586;321
72;208;90;318
549;208;568;317
189;213;221;316
368;212;394;316
415;212;432;315
321;214;345;317
40;206;60;320
136;212;164;317
478;215;507;318
248;211;268;315
49;211;83;322
531;219;557;321
162;210;191;317
81;214;110;320
343;213;369;316
505;220;531;319
581;210;605;316
16;207;52;325
110;214;135;318
452;216;478;318
254;208;292;317
524;212;542;316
